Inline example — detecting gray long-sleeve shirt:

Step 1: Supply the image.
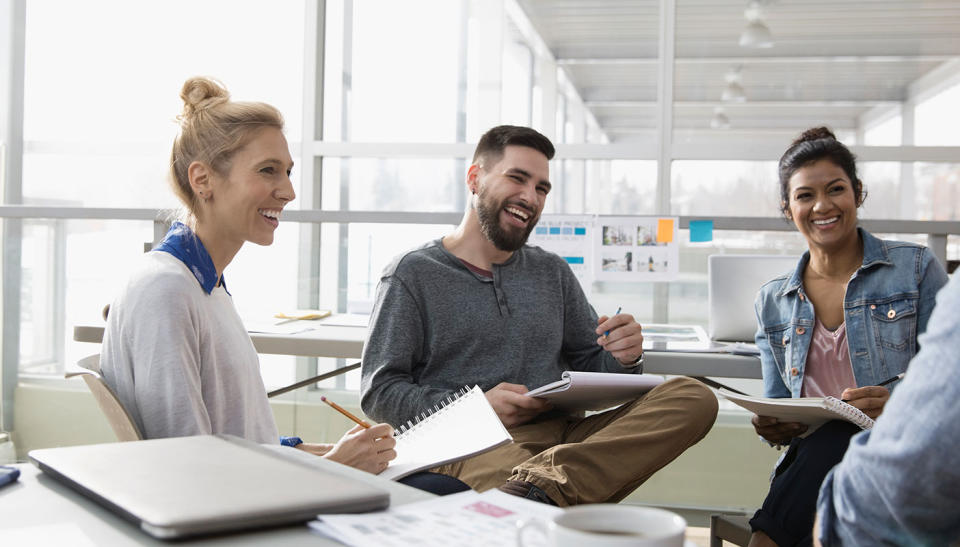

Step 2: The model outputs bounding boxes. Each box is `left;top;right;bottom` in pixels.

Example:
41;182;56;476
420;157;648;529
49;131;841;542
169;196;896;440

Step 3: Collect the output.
360;239;636;426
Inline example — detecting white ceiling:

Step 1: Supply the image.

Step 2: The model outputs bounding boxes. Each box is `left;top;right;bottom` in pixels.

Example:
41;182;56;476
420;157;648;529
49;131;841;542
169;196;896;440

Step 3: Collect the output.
516;0;960;141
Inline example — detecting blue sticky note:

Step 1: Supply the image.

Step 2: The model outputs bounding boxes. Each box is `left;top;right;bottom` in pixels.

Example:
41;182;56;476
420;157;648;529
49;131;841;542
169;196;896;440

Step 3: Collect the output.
574;227;586;236
689;220;714;242
562;227;573;235
563;256;585;264
535;227;548;235
549;227;561;235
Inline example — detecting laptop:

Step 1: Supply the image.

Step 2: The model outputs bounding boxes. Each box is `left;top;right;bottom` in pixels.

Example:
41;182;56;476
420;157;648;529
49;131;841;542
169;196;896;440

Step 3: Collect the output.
29;435;389;539
708;254;799;342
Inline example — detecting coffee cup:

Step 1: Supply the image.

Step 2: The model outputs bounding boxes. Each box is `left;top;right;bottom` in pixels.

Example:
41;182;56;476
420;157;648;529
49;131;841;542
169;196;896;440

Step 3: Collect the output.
517;504;685;547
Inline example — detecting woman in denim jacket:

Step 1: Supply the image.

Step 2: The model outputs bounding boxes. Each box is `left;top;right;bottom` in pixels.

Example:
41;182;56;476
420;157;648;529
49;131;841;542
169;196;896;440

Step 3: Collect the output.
747;127;949;547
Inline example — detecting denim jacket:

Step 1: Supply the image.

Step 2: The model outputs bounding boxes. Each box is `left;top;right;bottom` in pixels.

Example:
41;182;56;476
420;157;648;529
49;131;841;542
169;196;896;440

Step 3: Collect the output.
754;228;949;399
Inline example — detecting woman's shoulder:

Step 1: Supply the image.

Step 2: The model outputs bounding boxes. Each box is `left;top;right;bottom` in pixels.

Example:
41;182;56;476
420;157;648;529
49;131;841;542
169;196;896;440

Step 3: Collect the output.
115;252;202;310
756;270;793;301
871;236;944;278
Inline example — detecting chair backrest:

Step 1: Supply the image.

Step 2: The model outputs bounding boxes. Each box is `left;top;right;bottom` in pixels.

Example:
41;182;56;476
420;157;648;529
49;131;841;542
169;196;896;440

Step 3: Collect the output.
67;354;143;442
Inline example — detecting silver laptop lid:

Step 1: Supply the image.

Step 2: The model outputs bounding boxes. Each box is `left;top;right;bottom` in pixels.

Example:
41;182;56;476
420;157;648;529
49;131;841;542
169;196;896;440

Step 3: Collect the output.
708;254;799;342
29;435;389;539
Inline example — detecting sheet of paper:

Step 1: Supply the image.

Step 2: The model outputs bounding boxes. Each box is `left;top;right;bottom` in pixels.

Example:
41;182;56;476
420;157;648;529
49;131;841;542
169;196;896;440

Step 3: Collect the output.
0;523;97;547
315;313;371;328
310;489;560;547
528;215;594;296
243;319;316;335
596;216;680;282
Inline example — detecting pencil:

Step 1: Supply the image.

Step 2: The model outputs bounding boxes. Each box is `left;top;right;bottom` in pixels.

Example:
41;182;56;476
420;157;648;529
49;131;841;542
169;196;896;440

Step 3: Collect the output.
320;396;371;428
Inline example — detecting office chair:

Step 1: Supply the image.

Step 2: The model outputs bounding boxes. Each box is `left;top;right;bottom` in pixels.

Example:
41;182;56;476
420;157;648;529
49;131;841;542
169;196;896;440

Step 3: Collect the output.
66;354;143;442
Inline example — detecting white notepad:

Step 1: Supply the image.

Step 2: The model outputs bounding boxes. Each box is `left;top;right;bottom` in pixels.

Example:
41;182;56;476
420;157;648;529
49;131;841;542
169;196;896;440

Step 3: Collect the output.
380;386;512;480
719;389;875;436
526;371;665;411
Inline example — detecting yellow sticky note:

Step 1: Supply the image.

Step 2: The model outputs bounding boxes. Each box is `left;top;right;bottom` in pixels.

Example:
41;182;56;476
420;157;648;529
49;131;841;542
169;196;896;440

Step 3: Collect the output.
656;219;674;243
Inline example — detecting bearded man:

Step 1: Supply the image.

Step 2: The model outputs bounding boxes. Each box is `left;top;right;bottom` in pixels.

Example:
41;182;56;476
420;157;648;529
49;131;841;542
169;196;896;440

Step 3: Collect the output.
360;125;718;506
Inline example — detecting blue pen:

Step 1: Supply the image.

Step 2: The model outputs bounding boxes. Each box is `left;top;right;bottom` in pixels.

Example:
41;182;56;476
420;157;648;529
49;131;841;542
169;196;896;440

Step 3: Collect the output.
604;306;621;337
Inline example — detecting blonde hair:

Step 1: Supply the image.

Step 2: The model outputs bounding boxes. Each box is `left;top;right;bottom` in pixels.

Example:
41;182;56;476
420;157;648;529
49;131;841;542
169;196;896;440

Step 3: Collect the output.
170;76;284;216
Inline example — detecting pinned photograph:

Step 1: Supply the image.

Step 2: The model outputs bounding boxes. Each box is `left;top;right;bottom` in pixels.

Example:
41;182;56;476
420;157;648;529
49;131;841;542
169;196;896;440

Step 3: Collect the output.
637;224;657;246
601;251;633;272
602;225;634;246
639;253;669;273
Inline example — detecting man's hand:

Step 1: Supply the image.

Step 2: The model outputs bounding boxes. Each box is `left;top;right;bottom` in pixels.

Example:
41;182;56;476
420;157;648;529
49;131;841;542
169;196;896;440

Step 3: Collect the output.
752;414;808;445
323;423;397;474
595;313;644;366
840;386;890;420
484;382;551;428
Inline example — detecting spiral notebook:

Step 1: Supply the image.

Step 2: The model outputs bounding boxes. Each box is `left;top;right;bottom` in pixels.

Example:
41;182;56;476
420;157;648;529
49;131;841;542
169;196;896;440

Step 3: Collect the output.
719;390;875;437
379;386;512;481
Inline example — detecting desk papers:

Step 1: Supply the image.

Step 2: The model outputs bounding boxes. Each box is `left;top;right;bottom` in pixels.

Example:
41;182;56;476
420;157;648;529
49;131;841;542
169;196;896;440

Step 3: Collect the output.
311;489;560;547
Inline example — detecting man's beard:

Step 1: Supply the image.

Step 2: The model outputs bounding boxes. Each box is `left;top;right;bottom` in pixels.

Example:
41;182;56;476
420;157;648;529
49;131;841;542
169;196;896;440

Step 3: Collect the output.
475;190;538;252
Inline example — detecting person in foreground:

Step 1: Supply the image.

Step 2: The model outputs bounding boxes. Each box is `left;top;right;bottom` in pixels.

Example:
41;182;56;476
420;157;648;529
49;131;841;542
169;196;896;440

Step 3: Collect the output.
100;77;395;474
360;125;718;507
816;271;959;546
748;127;948;547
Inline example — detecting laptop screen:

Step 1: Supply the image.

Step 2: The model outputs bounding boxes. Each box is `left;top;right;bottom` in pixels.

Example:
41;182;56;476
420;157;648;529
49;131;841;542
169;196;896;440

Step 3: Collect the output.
708;254;799;343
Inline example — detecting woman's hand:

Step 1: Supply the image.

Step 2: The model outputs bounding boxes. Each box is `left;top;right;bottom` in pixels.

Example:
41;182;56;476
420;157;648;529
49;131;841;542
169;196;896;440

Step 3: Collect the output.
752;414;808;445
840;386;890;420
323;423;397;474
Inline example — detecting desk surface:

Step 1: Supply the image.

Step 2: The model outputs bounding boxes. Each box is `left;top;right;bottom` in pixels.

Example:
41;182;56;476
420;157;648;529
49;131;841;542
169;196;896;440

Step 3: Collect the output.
74;317;761;379
0;450;433;546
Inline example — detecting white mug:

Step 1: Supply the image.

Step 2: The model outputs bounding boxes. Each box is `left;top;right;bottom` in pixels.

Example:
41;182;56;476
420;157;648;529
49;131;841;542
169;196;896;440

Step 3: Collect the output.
517;504;686;547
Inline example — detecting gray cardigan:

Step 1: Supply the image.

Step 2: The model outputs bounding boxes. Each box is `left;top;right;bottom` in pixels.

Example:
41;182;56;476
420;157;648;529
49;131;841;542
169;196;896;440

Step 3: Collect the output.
360;239;634;426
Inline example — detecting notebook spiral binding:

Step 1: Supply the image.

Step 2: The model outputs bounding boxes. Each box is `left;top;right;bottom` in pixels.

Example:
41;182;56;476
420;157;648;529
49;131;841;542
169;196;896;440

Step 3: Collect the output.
823;396;875;429
396;385;474;440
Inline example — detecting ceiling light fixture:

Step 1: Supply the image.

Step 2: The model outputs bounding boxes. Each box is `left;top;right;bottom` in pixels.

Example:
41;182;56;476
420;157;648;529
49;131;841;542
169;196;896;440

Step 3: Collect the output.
722;67;747;102
739;0;774;48
710;107;731;130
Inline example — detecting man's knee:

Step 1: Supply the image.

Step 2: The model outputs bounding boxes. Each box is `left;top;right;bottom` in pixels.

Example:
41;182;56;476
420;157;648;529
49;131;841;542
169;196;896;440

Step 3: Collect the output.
655;376;719;426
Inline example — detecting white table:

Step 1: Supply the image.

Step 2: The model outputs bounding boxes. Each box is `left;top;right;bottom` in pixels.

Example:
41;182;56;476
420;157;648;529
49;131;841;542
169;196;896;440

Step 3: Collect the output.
0;451;433;546
73;322;367;360
74;317;761;380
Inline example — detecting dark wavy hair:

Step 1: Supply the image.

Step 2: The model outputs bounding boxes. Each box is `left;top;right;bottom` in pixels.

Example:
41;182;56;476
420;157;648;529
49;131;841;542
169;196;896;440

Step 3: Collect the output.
777;126;866;216
472;125;555;167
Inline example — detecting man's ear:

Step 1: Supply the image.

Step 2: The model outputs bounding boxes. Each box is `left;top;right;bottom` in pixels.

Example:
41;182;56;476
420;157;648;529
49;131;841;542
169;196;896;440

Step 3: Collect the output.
466;164;481;195
187;161;212;200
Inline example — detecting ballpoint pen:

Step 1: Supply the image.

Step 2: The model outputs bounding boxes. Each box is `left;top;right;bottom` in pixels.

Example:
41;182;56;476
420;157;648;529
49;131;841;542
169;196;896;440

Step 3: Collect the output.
841;373;905;402
875;372;905;388
603;306;622;338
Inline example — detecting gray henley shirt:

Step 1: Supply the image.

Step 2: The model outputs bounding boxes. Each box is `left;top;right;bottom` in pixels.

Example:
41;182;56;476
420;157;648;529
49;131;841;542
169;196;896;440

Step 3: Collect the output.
360;239;638;426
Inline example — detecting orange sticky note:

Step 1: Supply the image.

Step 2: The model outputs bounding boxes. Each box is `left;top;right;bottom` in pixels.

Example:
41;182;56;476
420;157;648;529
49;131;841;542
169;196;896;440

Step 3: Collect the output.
656;219;674;243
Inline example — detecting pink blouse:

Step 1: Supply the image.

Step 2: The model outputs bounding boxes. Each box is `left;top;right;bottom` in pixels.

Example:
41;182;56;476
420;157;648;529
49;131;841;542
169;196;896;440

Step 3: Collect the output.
800;318;857;398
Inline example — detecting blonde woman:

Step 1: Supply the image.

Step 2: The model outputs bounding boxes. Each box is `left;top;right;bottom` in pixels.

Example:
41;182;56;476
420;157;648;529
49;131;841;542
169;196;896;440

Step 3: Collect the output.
100;77;395;473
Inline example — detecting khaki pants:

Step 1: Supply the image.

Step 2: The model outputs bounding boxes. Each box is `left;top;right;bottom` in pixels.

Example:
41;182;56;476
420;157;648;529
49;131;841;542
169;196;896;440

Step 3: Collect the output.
434;376;718;506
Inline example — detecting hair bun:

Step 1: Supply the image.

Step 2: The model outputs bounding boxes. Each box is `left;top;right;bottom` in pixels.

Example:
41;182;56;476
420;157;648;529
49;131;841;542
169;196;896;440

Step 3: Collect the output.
792;126;836;147
179;77;230;120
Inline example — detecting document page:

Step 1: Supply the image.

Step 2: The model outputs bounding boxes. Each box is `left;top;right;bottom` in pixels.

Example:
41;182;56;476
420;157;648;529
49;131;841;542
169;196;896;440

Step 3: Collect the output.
311;489;560;547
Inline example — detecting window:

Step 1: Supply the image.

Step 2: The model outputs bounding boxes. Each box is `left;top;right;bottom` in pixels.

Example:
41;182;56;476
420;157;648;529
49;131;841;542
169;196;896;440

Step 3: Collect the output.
3;0;958;391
